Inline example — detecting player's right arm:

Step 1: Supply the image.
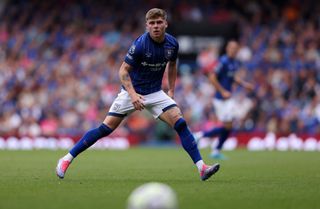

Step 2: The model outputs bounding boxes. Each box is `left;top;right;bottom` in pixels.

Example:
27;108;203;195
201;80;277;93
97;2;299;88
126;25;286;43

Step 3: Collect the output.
208;63;231;99
119;62;145;111
122;38;146;111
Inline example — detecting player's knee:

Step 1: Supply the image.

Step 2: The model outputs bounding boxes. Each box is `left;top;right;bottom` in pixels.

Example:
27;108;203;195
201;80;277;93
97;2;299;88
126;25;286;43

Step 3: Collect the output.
171;109;182;121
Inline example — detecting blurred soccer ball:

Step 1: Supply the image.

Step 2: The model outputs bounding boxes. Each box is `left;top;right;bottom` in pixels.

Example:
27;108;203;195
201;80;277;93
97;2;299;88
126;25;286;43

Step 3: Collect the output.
127;182;178;209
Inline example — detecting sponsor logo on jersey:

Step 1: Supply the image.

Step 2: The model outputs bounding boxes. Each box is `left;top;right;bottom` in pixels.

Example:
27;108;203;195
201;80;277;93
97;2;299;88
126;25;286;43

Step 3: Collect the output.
141;61;167;71
145;52;152;57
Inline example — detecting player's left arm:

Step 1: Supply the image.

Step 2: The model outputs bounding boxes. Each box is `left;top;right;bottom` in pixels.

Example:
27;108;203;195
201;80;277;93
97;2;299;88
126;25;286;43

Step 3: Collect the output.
166;60;177;99
234;74;254;91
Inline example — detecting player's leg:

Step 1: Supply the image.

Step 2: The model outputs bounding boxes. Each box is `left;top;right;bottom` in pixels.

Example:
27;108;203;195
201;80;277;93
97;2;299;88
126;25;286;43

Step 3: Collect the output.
146;90;220;180
209;98;234;159
194;99;226;143
56;115;124;179
56;89;134;179
194;126;225;143
69;115;123;158
159;107;201;163
158;106;220;181
201;127;225;138
210;121;232;159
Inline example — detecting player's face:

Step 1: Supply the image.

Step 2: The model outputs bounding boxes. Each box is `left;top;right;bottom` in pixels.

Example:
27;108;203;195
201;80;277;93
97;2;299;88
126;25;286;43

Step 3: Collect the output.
146;17;167;42
226;41;239;58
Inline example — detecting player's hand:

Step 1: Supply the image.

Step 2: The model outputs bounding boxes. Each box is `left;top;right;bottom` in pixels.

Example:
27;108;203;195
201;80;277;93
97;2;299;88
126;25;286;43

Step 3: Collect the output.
221;90;231;99
167;89;174;99
130;93;145;111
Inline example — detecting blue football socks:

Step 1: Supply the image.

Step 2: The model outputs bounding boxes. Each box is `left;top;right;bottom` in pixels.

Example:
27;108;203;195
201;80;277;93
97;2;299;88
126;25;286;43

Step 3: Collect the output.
70;124;113;157
174;118;202;163
203;127;225;138
216;128;231;150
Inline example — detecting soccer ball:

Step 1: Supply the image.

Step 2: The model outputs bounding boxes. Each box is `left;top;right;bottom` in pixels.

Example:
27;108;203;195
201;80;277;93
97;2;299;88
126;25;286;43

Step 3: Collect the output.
127;182;178;209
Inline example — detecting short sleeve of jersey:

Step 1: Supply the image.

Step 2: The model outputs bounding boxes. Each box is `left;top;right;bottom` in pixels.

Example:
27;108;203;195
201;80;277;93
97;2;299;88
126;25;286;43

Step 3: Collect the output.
124;39;142;67
170;41;179;61
214;58;224;75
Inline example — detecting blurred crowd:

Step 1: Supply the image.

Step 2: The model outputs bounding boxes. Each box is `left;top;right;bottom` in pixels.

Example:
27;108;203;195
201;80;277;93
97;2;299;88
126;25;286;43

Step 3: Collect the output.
0;0;319;140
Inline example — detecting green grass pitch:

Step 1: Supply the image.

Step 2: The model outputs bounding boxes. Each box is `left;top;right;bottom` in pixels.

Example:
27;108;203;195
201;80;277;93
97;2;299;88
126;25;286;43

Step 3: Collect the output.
0;148;319;209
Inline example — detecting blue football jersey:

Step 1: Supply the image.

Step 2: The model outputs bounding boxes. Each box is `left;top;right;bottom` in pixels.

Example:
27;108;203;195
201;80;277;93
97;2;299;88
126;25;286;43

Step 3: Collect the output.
124;32;179;95
213;55;239;100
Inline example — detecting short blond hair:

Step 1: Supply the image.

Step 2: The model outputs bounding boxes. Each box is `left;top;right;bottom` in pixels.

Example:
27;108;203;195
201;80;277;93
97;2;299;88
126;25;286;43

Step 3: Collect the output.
145;8;167;21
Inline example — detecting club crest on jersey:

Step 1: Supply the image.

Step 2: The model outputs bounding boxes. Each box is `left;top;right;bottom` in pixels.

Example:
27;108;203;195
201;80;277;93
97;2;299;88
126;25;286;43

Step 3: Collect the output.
129;45;136;54
165;48;174;59
228;64;234;70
